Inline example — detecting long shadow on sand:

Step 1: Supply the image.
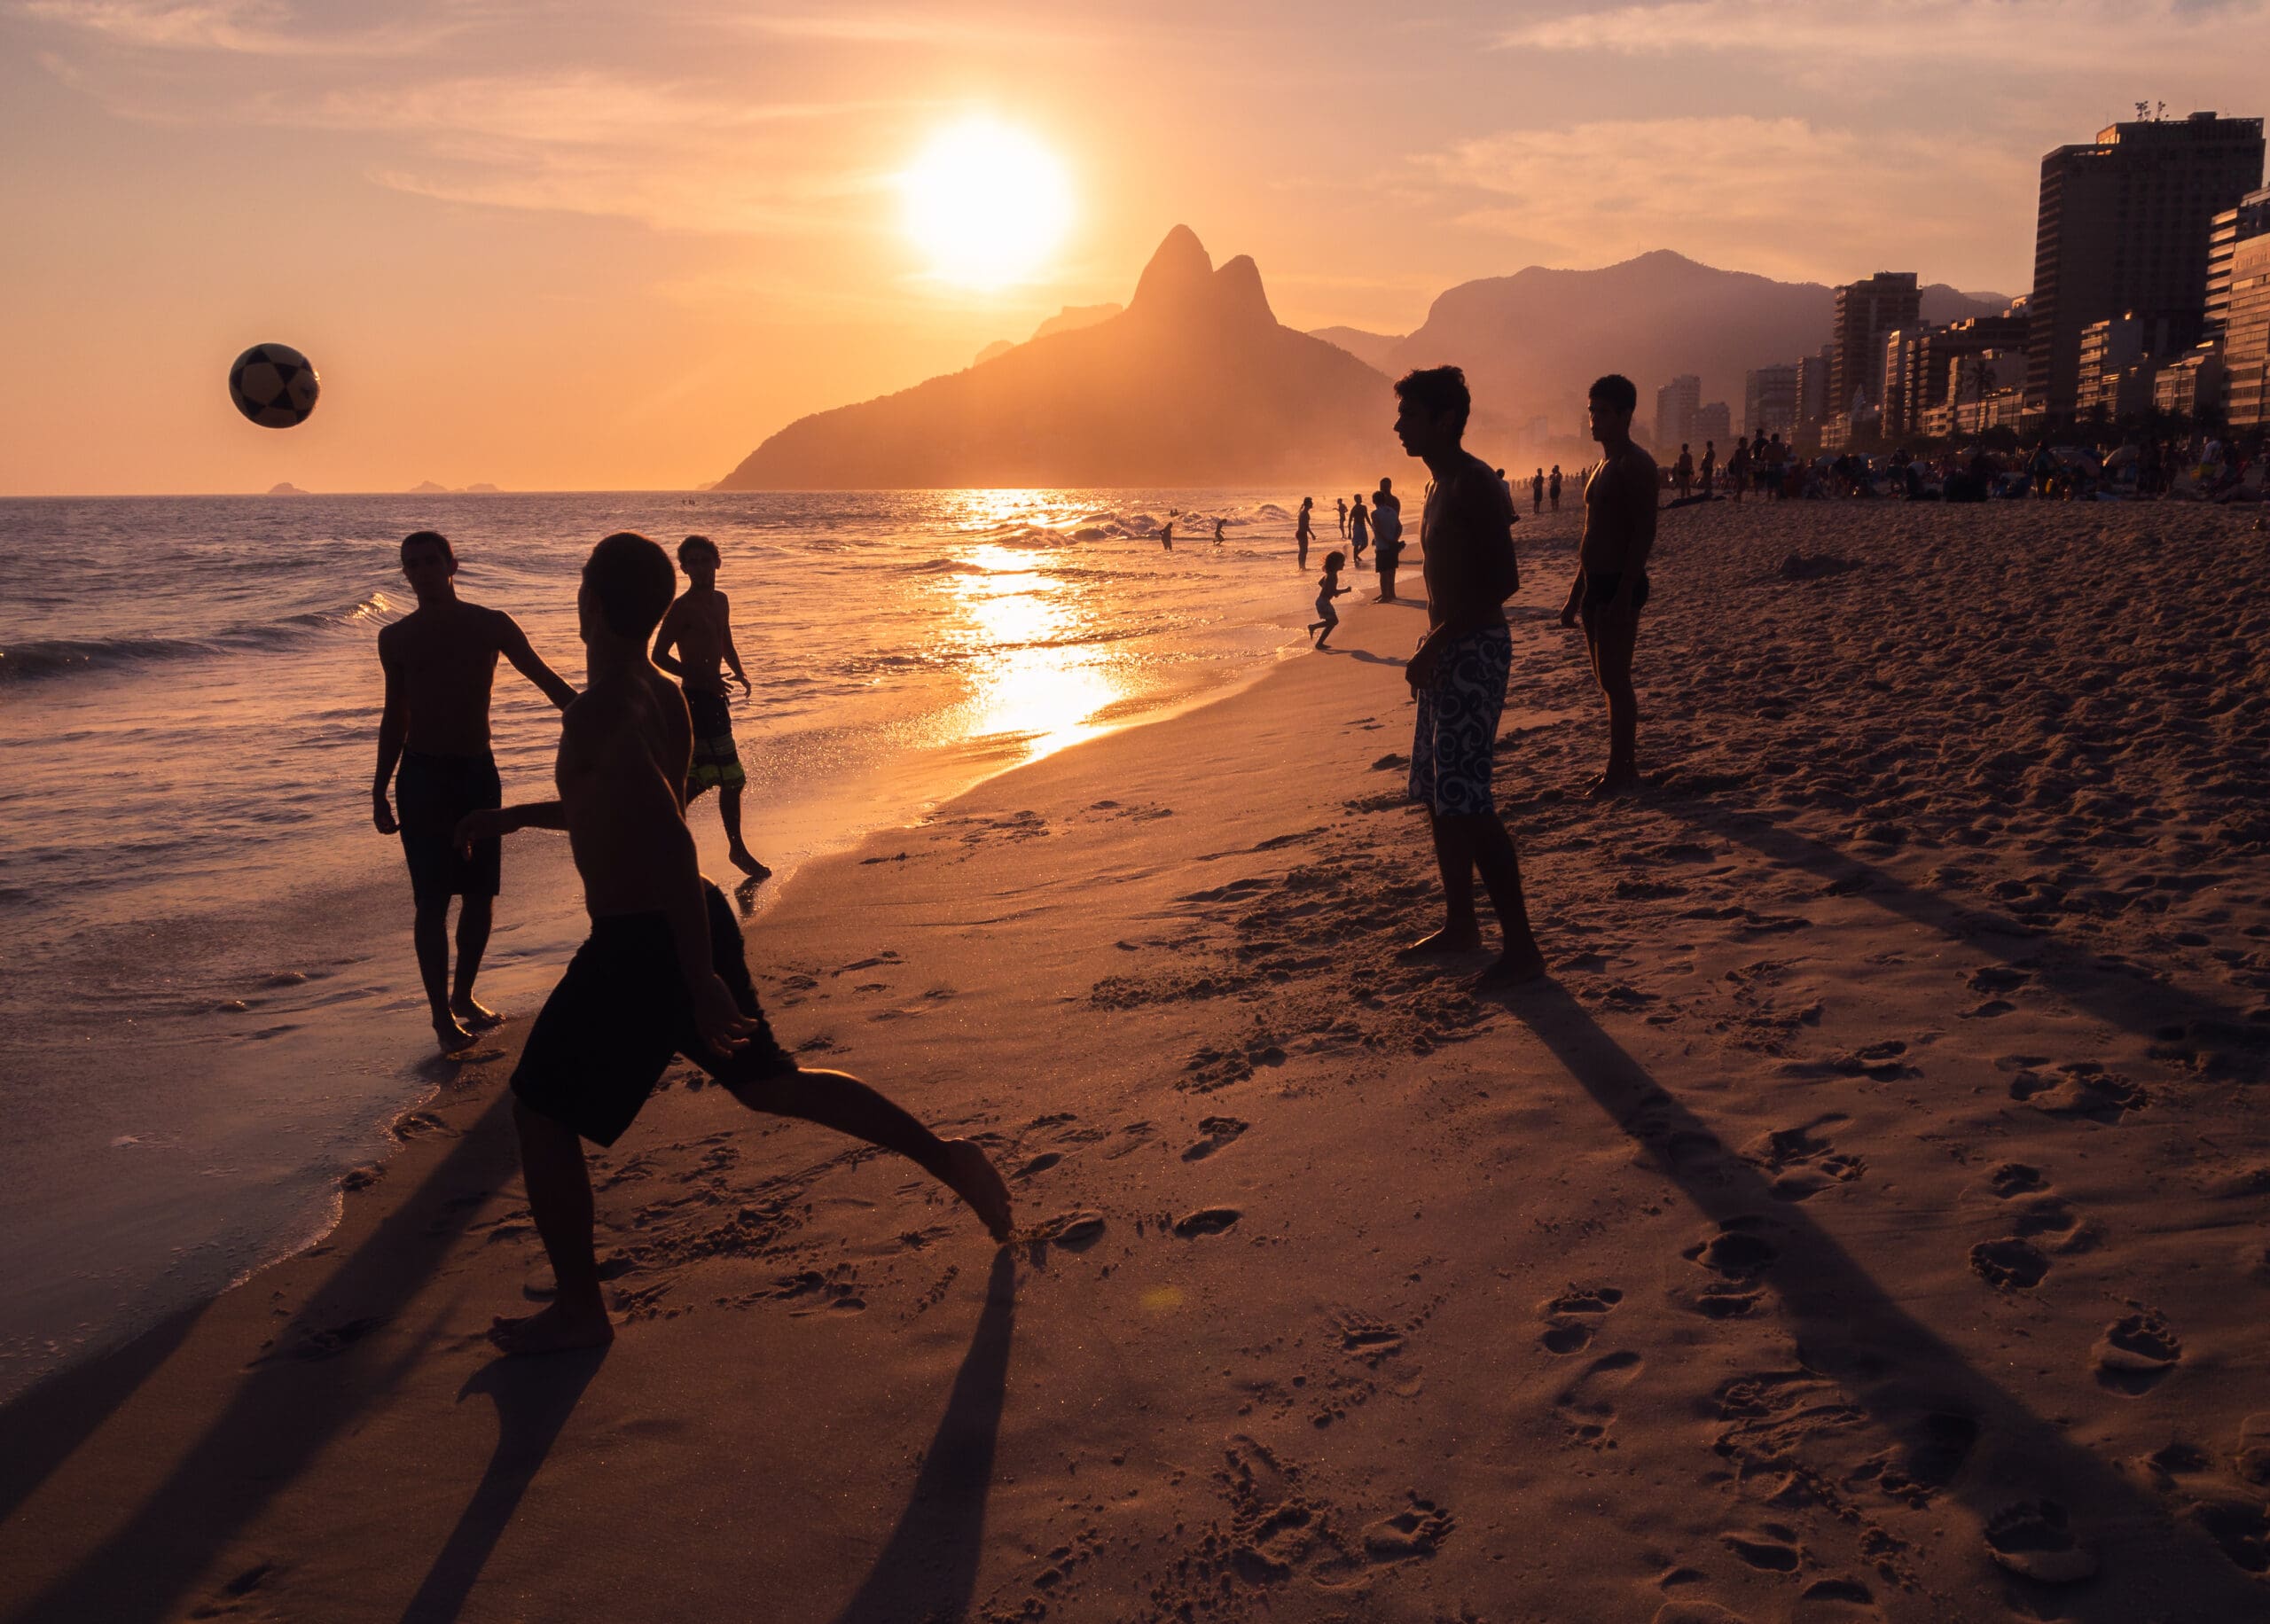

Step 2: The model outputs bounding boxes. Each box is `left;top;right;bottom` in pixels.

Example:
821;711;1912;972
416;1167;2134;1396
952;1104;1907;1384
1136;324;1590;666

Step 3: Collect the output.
1508;980;2258;1615
828;1249;1016;1624
1657;797;2267;1069
2;1090;525;1624
396;1346;609;1624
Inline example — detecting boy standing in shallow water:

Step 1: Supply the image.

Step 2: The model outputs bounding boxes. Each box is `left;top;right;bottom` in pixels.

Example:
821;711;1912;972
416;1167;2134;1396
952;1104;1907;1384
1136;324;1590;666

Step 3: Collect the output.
459;533;1009;1354
653;535;770;880
373;529;578;1051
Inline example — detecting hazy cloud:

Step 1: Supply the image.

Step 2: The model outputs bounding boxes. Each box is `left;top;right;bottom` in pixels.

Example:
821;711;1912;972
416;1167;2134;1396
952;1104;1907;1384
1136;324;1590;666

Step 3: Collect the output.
16;0;455;55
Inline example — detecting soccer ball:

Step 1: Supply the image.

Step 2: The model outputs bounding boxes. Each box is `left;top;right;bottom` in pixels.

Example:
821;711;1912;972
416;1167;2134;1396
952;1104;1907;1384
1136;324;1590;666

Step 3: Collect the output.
228;343;320;428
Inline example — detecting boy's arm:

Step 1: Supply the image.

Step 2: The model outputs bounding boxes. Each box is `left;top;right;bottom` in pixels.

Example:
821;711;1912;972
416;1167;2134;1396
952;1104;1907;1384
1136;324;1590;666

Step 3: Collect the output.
651;602;688;681
372;631;406;833
456;800;567;855
718;596;752;691
496;613;579;709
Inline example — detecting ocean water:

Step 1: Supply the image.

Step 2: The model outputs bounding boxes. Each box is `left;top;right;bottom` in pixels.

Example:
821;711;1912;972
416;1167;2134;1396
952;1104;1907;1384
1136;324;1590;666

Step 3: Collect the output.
0;488;1316;1400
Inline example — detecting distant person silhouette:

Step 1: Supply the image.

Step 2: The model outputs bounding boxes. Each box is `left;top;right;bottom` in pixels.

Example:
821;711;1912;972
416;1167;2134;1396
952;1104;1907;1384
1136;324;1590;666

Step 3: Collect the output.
1213;516;1226;544
461;533;1010;1355
1336;496;1349;538
1495;467;1514;509
1349;494;1369;566
1392;365;1545;988
1700;439;1717;497
373;530;577;1052
1372;477;1406;602
1160;519;1174;551
1765;432;1788;497
1729;434;1751;503
1560;375;1657;799
1308;550;1350;647
1296;496;1315;567
1530;467;1545;514
653;536;770;882
1673;443;1694;501
1548;465;1562;511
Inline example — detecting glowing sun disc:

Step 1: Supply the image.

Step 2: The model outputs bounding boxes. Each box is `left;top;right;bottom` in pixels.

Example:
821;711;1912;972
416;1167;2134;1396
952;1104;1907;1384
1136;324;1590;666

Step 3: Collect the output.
900;120;1073;289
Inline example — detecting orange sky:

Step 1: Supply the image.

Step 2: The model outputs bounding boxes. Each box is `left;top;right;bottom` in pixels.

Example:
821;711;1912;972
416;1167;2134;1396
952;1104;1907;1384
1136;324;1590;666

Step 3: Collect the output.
3;1;2266;495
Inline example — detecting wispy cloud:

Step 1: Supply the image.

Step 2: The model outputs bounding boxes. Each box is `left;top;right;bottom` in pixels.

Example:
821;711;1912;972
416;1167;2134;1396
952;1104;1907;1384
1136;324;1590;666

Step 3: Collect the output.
1419;115;2031;286
16;0;456;56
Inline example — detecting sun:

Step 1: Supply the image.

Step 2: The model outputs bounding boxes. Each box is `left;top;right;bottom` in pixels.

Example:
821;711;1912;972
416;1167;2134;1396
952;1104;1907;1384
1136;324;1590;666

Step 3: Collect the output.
899;119;1074;290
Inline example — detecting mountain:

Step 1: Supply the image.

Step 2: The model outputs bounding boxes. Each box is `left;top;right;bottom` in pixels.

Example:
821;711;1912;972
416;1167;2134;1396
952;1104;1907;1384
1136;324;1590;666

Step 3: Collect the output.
464;481;501;493
1371;252;2009;441
1310;326;1403;373
975;302;1123;367
717;228;1400;489
409;480;450;494
266;481;308;496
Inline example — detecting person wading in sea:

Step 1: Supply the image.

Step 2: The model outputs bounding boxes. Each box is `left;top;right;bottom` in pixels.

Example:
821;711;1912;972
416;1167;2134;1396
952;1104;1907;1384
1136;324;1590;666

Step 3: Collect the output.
461;533;1010;1355
373;529;578;1051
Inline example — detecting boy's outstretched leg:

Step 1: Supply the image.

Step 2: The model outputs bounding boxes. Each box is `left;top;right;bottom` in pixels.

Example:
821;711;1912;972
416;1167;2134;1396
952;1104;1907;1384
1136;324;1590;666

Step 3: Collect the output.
492;1101;614;1355
718;785;771;880
451;893;504;1031
728;1066;1011;1240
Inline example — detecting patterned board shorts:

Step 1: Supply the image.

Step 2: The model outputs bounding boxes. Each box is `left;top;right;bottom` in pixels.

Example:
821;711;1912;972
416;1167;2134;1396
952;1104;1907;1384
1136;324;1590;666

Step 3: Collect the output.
1408;623;1513;817
685;685;746;792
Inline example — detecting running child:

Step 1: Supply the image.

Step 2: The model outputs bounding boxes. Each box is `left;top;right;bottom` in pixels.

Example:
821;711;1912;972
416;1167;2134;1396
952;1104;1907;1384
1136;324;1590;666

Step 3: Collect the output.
653;535;770;880
1309;550;1350;647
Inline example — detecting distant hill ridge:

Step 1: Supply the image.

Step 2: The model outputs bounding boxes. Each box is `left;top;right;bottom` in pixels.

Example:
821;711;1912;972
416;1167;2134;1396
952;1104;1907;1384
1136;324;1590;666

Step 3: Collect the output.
1312;250;2008;439
716;227;1398;489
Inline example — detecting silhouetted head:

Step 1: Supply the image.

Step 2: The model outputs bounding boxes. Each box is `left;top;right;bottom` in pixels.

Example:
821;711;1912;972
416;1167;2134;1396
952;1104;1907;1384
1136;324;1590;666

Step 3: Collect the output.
1378;477;1393;493
399;531;458;604
1325;550;1346;573
1393;365;1471;459
1588;376;1638;446
579;532;676;652
678;534;720;588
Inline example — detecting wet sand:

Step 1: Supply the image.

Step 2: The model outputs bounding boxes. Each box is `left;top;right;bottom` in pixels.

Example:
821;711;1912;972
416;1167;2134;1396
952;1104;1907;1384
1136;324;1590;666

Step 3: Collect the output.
3;498;2267;1622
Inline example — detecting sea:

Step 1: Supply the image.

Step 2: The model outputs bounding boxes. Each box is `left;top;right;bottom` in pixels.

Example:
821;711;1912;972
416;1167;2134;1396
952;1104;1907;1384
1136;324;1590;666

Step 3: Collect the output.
0;488;1320;1401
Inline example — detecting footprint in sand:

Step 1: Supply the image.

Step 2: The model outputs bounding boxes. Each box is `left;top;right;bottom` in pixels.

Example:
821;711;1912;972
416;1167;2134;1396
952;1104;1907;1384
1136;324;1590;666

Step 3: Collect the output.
2093;1308;2182;1394
1181;1116;1248;1161
1173;1206;1242;1238
1969;1238;2051;1290
2007;1063;2148;1122
2238;1413;2270;1488
1987;1162;2047;1198
1983;1498;2096;1583
1360;1495;1453;1560
1538;1284;1623;1355
1718;1523;1801;1572
1033;1210;1107;1251
1554;1349;1642;1448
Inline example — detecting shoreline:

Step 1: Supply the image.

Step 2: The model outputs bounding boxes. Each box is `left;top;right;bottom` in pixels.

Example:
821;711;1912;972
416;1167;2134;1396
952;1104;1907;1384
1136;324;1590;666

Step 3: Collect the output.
6;500;2267;1622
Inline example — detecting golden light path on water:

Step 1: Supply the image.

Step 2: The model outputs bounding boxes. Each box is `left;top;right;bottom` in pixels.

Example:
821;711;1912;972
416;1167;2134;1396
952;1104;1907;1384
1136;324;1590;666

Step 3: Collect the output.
943;538;1124;758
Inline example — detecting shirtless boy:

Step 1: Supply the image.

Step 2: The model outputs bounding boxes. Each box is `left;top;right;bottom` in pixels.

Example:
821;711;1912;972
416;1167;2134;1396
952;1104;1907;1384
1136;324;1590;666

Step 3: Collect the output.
1560;375;1659;798
373;530;577;1051
1392;366;1546;988
653;535;770;881
461;533;1010;1355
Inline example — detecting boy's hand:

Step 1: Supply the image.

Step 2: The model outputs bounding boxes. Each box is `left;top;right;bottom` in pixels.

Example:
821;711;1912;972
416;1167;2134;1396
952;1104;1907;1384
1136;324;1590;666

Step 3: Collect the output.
1406;631;1444;691
690;973;757;1059
372;789;398;836
455;807;508;857
732;672;752;693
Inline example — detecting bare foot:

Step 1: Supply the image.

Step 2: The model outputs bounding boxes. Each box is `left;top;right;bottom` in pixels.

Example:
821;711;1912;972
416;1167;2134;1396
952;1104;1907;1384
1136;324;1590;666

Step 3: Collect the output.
1471;947;1550;991
1586;772;1640;800
1397;926;1483;958
940;1138;1012;1242
434;1016;476;1053
451;996;505;1032
730;849;772;880
489;1300;614;1356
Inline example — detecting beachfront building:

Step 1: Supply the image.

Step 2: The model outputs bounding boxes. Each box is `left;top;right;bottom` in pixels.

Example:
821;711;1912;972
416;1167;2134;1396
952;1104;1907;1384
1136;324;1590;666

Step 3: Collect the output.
1743;364;1798;437
2225;230;2270;428
1830;273;1922;431
1794;345;1834;449
2074;315;2160;419
1693;401;1731;446
1905;312;2033;438
2206;185;2270;339
2152;344;2227;418
1949;348;2027;433
2024;111;2266;420
1655;374;1700;452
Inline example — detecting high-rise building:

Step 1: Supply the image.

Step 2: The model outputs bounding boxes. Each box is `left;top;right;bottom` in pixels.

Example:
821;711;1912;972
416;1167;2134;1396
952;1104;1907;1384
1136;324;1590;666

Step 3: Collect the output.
2223;230;2270;427
2024;111;2265;418
1830;272;1921;419
2076;316;2158;419
1795;344;1834;445
1913;312;2031;433
1743;364;1798;436
1654;375;1700;451
2206;185;2270;340
1693;402;1731;447
1880;326;1932;440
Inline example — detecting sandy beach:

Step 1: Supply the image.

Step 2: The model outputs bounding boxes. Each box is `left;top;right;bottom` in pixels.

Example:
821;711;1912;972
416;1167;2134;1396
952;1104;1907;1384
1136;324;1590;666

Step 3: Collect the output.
4;497;2267;1623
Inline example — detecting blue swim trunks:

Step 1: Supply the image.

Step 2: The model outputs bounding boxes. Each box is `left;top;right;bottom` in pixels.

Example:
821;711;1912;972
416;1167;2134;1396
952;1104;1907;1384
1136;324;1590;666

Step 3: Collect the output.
1408;623;1512;817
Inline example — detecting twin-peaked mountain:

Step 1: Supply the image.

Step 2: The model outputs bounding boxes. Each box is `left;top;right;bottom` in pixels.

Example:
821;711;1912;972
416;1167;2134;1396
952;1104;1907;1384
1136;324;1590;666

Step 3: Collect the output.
715;228;1400;489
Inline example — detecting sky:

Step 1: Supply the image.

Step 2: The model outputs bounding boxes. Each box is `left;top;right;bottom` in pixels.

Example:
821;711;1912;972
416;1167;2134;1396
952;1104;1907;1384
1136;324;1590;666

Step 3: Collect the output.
3;0;2266;494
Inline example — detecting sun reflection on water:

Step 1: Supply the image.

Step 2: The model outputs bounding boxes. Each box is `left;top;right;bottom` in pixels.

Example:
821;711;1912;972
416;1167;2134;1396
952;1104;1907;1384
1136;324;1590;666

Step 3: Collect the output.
939;537;1127;759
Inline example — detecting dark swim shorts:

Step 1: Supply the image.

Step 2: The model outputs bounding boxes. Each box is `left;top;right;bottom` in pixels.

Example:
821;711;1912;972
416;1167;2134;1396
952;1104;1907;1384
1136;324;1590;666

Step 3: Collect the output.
1408;622;1513;817
685;685;746;792
395;748;502;906
1581;570;1653;613
512;880;796;1147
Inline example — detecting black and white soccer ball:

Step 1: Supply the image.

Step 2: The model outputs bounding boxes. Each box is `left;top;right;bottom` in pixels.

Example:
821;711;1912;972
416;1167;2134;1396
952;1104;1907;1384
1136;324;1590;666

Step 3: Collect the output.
227;343;320;428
